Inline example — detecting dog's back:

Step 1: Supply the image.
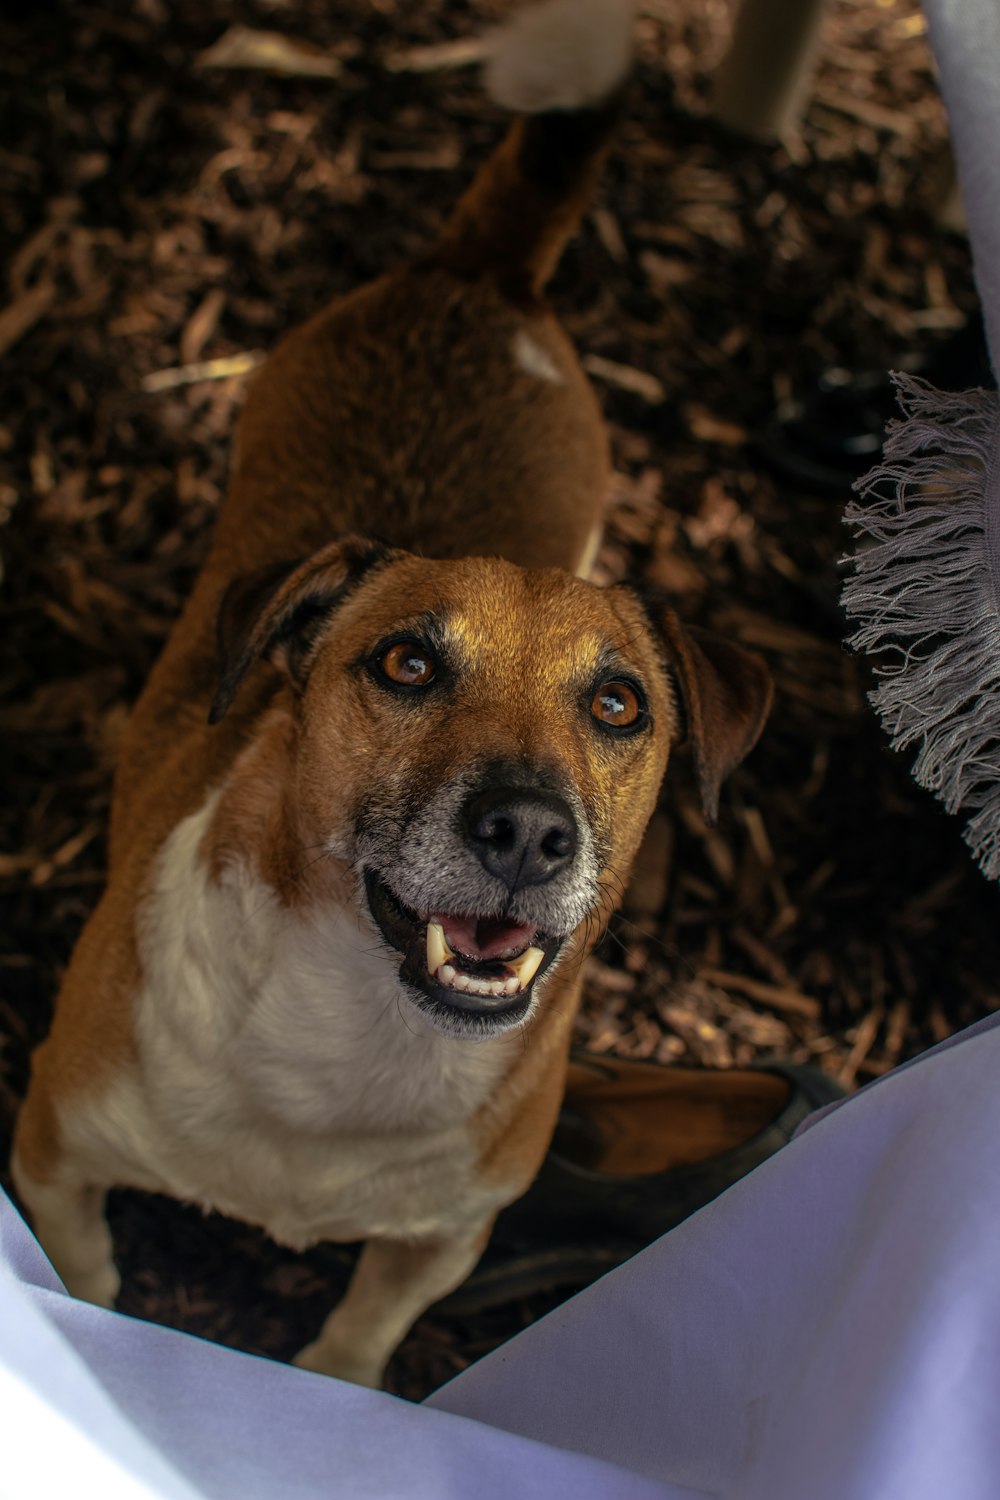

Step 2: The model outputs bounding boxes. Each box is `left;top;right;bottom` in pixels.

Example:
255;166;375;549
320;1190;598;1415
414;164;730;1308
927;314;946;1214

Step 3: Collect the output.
215;0;634;576
109;0;636;860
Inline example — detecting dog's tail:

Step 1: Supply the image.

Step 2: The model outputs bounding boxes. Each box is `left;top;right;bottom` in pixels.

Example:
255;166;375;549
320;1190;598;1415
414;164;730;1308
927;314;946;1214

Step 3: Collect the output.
430;0;634;297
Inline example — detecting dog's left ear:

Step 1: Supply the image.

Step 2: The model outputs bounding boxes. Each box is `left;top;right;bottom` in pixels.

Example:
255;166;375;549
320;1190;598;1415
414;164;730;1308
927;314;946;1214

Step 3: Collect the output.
209;535;397;725
657;607;773;826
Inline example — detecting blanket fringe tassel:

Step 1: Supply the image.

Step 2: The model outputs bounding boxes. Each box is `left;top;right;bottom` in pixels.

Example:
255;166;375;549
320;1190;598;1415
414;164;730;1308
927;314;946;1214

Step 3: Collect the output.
842;373;1000;882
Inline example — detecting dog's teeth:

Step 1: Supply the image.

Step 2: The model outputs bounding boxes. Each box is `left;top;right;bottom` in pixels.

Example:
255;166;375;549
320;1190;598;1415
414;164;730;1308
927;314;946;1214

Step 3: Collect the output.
509;945;545;987
431;939;546;1001
427;921;454;976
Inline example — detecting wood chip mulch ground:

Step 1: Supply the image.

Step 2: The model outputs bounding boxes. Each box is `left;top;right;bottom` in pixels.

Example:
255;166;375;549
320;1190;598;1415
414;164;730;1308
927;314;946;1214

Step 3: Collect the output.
2;0;998;1400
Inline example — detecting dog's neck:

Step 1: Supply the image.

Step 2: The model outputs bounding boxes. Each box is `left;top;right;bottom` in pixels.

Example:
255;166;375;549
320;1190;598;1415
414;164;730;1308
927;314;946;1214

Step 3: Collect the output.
199;705;328;907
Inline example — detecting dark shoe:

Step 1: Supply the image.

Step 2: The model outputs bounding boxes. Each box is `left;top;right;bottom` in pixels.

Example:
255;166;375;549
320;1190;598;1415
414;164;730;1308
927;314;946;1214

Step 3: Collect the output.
438;1051;843;1314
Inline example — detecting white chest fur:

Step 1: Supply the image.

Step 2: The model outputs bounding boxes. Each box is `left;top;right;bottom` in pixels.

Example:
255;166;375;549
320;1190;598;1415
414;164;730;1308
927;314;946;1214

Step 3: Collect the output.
63;794;519;1250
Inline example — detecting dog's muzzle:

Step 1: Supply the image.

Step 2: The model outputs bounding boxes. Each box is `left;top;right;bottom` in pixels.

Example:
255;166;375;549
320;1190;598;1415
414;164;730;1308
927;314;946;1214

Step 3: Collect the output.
363;867;565;1032
461;784;578;890
359;767;597;1032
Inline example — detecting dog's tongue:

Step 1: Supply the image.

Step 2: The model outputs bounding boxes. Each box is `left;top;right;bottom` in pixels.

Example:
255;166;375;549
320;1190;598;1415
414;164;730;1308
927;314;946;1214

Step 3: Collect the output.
438;913;537;961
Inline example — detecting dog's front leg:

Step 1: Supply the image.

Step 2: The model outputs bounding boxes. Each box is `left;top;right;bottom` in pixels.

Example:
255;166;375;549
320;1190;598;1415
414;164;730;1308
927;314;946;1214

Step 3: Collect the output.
10;1158;120;1309
292;1223;492;1388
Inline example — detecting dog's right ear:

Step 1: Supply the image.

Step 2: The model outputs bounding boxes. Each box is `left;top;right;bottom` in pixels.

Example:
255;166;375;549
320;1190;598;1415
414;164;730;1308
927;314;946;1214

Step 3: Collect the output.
654;605;773;827
209;536;397;725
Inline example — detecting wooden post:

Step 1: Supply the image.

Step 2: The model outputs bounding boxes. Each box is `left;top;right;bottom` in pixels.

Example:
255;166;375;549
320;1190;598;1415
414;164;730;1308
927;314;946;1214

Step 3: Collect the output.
712;0;829;140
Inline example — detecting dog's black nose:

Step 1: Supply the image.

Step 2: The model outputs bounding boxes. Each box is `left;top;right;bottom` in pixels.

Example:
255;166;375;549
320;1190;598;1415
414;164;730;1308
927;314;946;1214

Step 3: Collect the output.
462;785;578;889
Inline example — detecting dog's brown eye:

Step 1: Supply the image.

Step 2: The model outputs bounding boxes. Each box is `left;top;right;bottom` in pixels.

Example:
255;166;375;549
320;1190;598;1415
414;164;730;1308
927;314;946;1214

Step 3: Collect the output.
591;680;643;730
379;640;436;687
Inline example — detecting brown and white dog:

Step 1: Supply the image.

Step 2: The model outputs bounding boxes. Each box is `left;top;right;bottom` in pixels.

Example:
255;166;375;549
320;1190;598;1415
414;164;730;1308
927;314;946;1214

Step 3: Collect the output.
12;0;771;1388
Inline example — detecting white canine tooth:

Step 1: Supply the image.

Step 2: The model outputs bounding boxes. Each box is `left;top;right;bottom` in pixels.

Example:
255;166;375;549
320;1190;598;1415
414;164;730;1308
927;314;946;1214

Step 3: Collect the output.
509;945;545;988
427;921;454;976
439;963;457;986
504;976;520;995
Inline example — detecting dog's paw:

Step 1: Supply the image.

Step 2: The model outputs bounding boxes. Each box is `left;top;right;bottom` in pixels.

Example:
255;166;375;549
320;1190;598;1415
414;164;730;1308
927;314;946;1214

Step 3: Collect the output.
291;1338;385;1389
485;0;634;115
66;1259;121;1310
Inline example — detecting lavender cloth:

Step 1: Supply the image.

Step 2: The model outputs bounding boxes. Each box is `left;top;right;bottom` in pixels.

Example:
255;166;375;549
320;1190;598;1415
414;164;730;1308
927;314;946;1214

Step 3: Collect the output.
0;1191;679;1500
922;0;1000;375
431;1009;1000;1498
4;1010;1000;1499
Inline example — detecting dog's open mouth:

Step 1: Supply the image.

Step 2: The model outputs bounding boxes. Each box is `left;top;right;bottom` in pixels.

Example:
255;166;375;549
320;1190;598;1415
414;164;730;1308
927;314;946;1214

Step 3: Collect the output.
363;869;561;1023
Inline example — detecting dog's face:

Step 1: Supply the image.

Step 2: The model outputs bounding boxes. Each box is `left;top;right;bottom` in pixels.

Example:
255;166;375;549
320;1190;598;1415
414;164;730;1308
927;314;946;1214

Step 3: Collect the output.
212;539;771;1037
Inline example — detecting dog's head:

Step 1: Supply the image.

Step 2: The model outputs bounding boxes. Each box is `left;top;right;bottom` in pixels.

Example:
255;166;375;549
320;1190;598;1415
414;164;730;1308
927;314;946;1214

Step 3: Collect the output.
210;537;771;1037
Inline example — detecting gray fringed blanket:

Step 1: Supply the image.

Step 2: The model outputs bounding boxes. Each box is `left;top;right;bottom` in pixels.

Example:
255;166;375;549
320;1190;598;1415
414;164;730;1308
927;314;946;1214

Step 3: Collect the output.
842;0;1000;881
